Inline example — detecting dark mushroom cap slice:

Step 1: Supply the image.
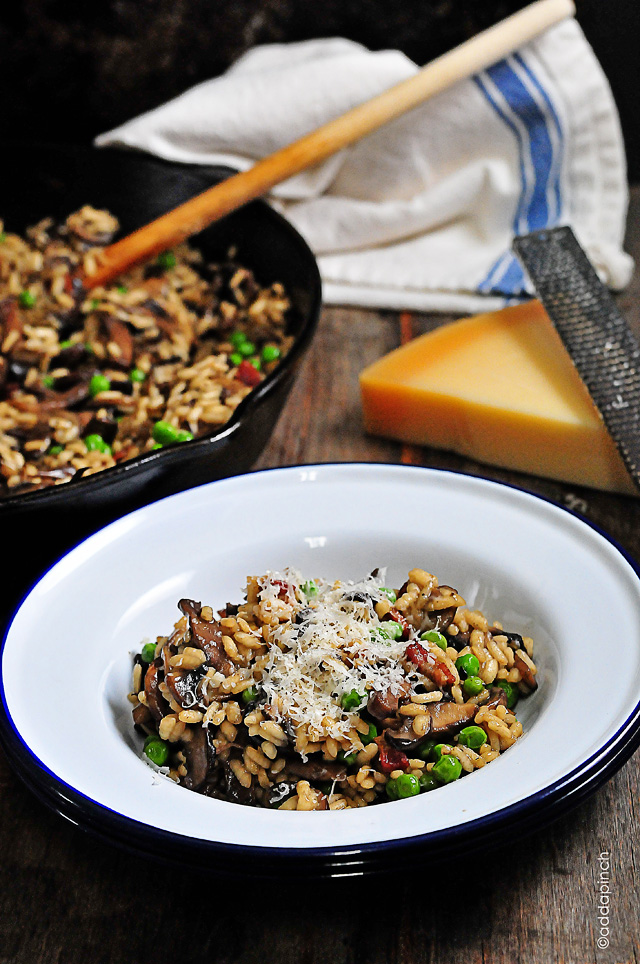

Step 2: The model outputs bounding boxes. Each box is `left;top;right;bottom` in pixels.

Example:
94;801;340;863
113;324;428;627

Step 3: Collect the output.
367;680;411;721
103;318;134;368
428;700;476;737
143;660;170;722
514;653;538;692
178;598;234;676
182;726;210;791
285;758;347;783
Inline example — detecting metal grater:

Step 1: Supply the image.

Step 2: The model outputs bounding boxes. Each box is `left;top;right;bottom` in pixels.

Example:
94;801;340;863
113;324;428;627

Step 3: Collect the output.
513;226;640;493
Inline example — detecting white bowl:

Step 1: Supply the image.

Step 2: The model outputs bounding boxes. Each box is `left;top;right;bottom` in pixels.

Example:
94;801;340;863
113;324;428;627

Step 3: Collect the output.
2;464;640;876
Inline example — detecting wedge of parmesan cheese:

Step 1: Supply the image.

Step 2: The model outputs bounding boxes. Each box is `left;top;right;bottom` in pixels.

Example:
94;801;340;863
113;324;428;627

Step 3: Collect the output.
359;300;635;496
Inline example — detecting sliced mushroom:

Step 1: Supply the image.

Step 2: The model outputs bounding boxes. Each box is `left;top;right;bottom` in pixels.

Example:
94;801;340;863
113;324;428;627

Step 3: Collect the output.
178;598;234;676
132;702;153;729
104;318;134;368
84;415;118;445
514;653;538;692
53;342;87;368
143;661;169;722
165;666;206;709
285;759;347;783
182;726;210;791
384;717;423;751
39;379;91;412
485;686;508;711
0;297;23;344
367;680;411;721
428;700;476;736
420;606;457;633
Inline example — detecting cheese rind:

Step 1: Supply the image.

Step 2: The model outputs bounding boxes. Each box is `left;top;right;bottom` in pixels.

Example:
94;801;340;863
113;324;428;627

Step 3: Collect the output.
359;301;635;496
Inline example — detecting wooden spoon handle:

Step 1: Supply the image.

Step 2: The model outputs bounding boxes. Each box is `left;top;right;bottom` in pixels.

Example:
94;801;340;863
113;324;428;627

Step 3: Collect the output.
86;0;575;287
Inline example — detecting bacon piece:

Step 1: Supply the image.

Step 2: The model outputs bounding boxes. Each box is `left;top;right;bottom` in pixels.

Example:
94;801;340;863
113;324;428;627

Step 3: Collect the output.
377;741;410;774
405;642;456;689
236;360;262;387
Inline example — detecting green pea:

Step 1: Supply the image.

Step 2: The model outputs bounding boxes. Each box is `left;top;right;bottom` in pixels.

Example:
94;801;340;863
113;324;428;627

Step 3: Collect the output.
341;689;364;711
419;770;440;792
0;232;6;243
141;642;157;663
385;778;400;800
229;352;243;367
143;736;169;767
175;430;194;443
242;685;259;705
152;421;180;445
417;739;437;761
42;375;55;388
432;754;463;784
117;285;128;294
432;743;452;762
337;749;359;766
157;251;176;270
301;580;318;597
130;368;146;383
58;339;73;349
379;587;397;603
249;356;262;371
229;331;247;349
18;290;36;308
150;442;163;450
395;773;421;798
455;653;481;678
458;726;488;750
261;344;281;363
421;630;448;651
379;621;403;641
48;445;63;456
463;675;485;697
84;433;107;452
360;722;378;745
238;340;256;358
89;373;110;397
90;298;100;311
493;678;519;709
85;342;94;353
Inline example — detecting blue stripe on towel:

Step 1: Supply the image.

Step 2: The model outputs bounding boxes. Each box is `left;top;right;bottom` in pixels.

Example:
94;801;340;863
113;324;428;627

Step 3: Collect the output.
474;54;564;298
512;51;564;223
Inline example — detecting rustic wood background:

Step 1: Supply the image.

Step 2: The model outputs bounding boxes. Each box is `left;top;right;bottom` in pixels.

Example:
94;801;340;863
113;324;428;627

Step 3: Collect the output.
0;186;638;962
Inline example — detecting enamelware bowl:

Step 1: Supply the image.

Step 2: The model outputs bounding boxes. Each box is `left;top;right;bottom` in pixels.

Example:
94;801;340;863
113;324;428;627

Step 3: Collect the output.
0;144;322;617
2;463;640;877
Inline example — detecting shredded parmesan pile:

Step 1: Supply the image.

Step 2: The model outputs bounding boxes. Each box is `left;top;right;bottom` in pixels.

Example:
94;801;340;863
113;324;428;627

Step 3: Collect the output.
257;569;412;745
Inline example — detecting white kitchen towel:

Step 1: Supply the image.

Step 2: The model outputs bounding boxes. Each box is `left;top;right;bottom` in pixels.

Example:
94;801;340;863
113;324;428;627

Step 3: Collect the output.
96;19;633;313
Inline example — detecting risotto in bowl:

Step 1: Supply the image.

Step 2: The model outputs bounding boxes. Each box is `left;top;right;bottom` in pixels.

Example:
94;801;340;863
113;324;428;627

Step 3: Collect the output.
1;464;640;876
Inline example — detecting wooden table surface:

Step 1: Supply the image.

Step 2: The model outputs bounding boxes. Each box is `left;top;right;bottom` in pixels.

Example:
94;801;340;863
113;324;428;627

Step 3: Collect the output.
2;195;640;964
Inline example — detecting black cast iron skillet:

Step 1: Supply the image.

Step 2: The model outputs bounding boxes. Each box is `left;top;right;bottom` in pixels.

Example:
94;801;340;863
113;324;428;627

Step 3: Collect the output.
0;144;322;618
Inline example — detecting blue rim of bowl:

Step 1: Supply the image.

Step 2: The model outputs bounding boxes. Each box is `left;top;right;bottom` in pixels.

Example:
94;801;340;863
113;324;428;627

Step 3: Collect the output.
0;186;323;510
1;462;640;874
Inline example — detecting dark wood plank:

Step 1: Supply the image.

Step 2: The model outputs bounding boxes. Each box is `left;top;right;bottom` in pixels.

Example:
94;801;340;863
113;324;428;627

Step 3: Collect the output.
257;305;402;468
2;196;640;964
